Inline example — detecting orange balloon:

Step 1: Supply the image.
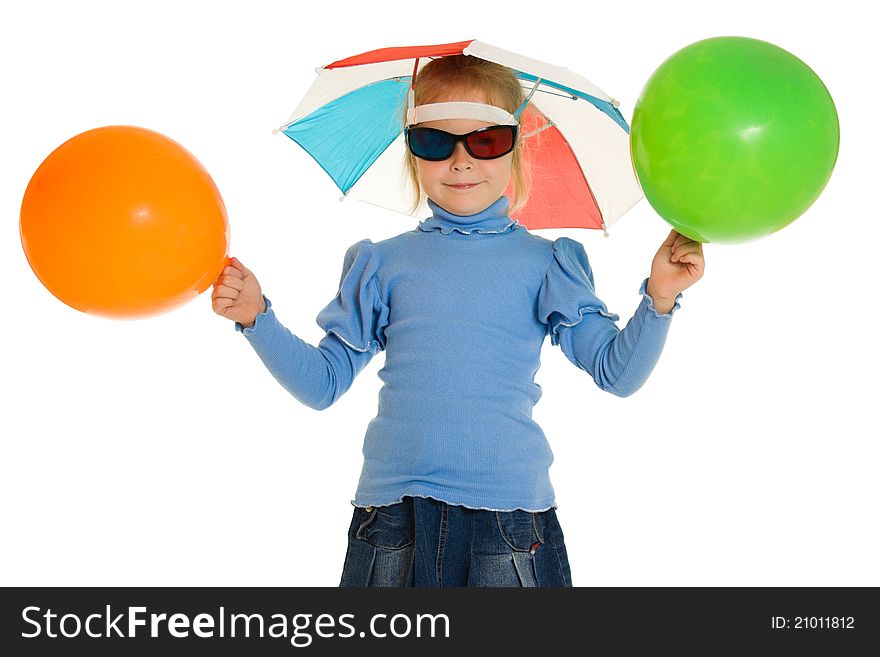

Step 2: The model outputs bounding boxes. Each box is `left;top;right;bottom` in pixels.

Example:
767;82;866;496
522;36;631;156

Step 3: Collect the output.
20;126;230;319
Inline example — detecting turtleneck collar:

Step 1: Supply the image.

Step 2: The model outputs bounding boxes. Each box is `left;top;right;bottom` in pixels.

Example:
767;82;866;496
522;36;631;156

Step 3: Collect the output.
418;196;522;236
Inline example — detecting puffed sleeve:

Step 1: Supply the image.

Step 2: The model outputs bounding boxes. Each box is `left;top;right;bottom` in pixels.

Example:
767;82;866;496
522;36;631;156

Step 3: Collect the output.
537;237;620;346
232;239;388;410
538;237;682;397
316;239;390;354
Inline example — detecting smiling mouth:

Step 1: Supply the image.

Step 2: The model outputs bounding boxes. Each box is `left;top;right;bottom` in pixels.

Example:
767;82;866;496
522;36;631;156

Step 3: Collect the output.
445;182;483;189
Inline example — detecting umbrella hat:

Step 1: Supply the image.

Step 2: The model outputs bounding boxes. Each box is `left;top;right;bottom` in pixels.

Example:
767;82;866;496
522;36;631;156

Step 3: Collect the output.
277;39;642;231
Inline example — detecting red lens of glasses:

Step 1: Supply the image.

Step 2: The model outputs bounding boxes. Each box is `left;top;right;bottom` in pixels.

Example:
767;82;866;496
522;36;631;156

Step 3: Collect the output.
465;127;515;158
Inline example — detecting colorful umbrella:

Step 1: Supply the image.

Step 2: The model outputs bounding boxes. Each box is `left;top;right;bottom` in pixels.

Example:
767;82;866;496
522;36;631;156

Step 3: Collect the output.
276;39;642;232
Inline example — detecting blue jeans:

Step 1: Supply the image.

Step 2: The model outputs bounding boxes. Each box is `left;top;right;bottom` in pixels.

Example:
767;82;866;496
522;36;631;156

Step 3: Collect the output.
339;495;573;587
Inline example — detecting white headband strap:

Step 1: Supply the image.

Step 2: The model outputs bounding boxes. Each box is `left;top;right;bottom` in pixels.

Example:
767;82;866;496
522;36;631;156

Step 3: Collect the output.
405;100;518;127
405;56;529;127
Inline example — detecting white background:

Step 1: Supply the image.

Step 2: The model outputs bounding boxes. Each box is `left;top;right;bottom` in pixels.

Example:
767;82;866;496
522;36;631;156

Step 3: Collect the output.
2;0;876;586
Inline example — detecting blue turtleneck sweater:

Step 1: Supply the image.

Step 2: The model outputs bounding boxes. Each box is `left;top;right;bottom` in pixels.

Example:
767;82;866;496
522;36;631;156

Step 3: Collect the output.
235;197;682;512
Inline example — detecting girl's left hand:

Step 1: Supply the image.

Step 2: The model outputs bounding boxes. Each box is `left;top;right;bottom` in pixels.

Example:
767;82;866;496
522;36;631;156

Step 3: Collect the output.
646;229;705;303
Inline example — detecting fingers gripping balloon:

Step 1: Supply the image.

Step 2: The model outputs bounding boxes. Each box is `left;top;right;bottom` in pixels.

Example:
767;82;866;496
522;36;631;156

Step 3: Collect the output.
630;37;840;243
20;126;230;319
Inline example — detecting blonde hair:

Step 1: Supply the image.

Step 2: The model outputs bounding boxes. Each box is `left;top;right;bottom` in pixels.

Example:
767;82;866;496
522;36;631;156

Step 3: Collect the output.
402;55;532;215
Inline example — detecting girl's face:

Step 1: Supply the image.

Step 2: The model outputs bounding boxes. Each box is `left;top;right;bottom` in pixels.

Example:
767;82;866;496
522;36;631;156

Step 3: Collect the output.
414;89;514;216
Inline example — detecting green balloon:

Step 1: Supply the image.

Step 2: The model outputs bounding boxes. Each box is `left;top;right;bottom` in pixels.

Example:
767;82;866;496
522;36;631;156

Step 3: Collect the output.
630;37;840;243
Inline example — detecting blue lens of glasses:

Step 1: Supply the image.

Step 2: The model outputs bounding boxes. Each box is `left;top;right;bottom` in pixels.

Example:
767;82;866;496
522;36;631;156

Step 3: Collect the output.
408;129;455;159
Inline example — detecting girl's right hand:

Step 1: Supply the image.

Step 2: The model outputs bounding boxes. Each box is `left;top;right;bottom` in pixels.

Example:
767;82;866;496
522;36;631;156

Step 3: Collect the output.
211;257;266;328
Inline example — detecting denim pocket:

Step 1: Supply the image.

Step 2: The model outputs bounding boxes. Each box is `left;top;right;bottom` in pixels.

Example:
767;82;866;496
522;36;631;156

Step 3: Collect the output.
355;501;415;550
342;500;416;587
494;509;545;552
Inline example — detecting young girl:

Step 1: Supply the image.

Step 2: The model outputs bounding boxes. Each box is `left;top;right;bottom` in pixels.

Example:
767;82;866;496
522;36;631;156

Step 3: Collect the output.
211;55;705;587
